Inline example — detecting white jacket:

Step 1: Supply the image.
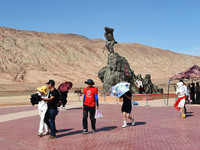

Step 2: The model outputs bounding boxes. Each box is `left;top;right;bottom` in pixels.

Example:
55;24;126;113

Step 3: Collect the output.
38;92;48;111
175;82;187;98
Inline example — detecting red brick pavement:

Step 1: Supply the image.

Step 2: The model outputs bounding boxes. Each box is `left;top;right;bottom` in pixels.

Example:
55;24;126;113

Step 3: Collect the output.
0;104;200;150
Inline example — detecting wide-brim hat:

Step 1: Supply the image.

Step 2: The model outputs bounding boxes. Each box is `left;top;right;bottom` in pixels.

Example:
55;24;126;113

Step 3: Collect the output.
85;79;94;85
37;86;47;95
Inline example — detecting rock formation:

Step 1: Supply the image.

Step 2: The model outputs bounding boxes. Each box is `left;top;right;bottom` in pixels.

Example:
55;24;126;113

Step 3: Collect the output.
98;53;163;94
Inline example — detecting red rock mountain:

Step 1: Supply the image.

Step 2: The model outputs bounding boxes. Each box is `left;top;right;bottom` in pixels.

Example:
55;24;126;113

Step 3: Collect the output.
0;27;199;88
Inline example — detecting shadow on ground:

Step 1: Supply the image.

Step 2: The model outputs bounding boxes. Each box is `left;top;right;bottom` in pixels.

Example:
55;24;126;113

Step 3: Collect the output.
57;130;83;138
57;128;73;133
97;126;117;132
186;115;194;118
127;121;147;126
66;107;82;110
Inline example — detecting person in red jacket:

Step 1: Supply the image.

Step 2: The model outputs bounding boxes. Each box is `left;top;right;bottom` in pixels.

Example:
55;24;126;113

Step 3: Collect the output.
82;79;99;134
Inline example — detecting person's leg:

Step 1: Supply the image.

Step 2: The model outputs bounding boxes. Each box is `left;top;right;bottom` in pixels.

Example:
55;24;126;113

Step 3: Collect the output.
122;112;127;127
38;110;43;136
89;107;96;131
83;105;89;131
44;110;50;129
127;113;135;126
42;110;49;133
49;109;58;137
184;105;187;114
180;107;186;118
127;113;132;120
63;99;67;108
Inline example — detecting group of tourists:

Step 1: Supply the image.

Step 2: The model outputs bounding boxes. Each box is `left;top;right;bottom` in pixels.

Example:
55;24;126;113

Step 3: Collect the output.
188;82;200;104
35;79;135;139
36;78;195;139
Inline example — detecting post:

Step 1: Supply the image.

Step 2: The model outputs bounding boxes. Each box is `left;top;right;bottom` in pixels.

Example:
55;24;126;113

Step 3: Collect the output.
116;97;118;104
104;93;106;104
145;94;149;107
131;94;134;103
163;93;166;106
79;93;80;102
167;80;171;106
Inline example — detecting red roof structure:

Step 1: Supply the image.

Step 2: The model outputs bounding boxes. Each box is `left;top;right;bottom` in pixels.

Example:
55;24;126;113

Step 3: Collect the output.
169;65;200;80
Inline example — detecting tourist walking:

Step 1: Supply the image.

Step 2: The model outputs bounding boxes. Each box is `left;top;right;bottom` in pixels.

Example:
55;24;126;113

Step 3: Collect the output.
42;80;59;140
82;79;99;134
60;91;68;110
37;86;49;137
174;82;187;118
120;90;135;128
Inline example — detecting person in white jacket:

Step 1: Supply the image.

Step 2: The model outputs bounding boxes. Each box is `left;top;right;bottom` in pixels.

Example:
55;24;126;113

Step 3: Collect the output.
37;86;49;137
175;82;187;118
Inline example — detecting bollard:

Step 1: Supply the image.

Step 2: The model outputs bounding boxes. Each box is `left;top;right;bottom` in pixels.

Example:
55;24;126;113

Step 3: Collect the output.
131;94;134;103
145;94;149;107
79;94;80;102
175;95;176;103
116;97;118;104
163;93;166;106
167;94;169;106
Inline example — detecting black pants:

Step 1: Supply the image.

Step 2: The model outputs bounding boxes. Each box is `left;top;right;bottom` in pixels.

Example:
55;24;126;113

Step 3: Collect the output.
83;105;96;131
139;87;143;94
60;92;68;107
62;99;67;107
184;105;187;114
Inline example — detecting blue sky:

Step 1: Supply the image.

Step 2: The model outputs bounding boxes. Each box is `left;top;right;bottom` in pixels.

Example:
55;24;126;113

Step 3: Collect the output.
0;0;200;56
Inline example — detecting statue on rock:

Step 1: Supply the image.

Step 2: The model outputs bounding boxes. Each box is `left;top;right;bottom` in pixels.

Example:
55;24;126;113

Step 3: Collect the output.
98;27;163;94
104;26;117;53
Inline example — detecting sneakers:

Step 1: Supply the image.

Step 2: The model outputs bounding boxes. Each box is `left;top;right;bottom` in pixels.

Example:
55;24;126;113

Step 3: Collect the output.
90;130;96;134
48;136;56;140
131;119;135;126
82;129;89;135
122;124;128;128
181;114;186;118
37;133;42;137
43;132;49;135
122;121;127;128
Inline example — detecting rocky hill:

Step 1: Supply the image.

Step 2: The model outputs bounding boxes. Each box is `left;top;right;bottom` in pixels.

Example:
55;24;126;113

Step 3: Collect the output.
0;27;199;88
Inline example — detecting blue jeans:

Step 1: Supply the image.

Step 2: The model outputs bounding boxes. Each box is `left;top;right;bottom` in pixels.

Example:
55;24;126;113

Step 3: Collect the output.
44;109;58;136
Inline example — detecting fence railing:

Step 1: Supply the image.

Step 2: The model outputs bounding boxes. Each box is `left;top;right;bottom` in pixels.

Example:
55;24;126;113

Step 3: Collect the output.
73;92;177;107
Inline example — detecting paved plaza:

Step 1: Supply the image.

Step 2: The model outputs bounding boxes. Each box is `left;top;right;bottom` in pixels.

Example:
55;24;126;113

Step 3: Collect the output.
0;103;200;150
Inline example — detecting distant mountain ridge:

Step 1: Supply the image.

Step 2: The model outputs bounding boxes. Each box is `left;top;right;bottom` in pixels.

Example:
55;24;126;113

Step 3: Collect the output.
0;27;199;85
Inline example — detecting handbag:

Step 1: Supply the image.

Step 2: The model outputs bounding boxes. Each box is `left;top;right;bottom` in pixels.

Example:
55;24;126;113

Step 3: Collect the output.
95;109;103;119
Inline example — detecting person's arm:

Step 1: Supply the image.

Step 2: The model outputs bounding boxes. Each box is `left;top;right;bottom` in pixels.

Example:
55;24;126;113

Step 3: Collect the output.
83;95;85;106
124;94;131;100
95;94;99;108
42;96;54;101
83;88;86;108
95;88;99;109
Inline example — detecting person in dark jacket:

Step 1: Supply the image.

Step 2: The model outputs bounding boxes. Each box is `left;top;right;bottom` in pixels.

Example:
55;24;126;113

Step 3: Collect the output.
196;82;200;104
60;91;68;110
120;90;135;128
190;83;196;104
42;80;59;140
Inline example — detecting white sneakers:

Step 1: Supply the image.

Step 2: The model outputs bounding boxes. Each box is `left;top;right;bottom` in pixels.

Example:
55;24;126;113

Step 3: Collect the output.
131;119;135;126
122;121;127;128
122;119;135;128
